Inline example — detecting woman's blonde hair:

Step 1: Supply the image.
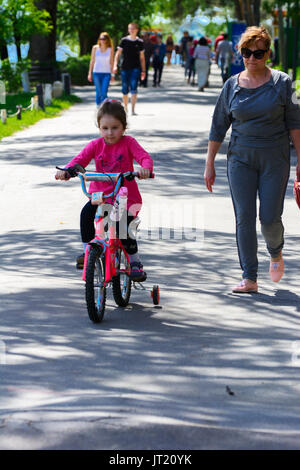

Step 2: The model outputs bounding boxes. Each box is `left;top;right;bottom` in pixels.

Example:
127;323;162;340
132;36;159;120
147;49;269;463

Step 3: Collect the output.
238;26;271;52
97;32;113;48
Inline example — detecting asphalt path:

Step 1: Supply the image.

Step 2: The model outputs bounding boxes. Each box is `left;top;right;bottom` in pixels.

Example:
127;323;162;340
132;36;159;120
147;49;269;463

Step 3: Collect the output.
1;64;300;450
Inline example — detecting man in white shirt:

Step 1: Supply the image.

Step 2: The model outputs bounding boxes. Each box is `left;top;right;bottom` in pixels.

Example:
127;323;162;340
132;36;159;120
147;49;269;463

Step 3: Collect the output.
215;33;233;83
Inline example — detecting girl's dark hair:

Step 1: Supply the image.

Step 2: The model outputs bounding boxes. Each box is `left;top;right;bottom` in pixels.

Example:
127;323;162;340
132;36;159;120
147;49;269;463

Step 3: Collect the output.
199;36;208;46
97;100;127;129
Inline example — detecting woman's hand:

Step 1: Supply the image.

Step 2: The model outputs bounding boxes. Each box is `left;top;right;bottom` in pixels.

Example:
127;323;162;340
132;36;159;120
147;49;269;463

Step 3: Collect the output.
55;170;69;180
204;163;216;192
138;168;150;179
87;73;93;83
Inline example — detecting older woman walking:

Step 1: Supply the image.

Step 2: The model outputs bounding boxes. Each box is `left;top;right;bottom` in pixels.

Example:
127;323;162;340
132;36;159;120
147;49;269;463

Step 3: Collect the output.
204;26;300;293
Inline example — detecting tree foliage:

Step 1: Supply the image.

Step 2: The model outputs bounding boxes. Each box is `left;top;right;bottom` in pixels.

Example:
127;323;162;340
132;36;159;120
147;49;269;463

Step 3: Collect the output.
0;0;52;60
155;0;264;26
57;0;157;55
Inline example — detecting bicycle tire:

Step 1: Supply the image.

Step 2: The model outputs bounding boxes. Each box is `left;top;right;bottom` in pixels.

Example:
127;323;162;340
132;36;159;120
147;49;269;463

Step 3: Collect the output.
85;246;106;323
152;285;160;305
112;249;132;307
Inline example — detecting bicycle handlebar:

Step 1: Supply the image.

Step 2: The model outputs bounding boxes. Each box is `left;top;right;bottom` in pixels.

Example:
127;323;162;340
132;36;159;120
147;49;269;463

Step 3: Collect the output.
55;166;154;199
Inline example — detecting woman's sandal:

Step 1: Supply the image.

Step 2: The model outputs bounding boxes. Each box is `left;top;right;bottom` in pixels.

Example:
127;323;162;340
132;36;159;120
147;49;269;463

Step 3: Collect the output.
269;255;284;283
232;279;258;294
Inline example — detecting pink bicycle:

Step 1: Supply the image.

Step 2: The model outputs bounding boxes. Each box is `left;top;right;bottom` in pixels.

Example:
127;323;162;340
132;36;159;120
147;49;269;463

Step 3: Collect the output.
56;164;160;323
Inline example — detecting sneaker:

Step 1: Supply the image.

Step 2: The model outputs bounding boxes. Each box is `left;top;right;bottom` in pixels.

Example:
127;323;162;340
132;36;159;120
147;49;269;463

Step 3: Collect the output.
76;252;85;270
130;261;147;282
269;255;284;282
232;279;258;293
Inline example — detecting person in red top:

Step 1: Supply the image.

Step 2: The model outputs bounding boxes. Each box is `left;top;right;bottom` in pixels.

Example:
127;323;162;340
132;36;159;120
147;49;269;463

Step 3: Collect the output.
55;100;153;281
214;33;225;52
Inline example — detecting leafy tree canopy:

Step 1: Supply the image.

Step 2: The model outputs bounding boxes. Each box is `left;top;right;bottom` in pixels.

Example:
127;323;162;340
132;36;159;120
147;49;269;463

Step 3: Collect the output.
0;0;51;45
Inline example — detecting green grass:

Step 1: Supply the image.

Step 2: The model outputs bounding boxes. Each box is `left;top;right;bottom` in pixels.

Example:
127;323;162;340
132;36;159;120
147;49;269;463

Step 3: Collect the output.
0;92;82;140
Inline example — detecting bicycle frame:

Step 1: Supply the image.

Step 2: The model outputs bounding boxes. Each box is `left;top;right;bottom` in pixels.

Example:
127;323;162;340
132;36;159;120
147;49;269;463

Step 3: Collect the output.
80;172;132;285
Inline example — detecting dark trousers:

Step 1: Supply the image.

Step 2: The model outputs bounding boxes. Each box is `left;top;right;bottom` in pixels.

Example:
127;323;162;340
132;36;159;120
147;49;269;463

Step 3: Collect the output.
153;58;164;85
80;201;138;254
140;60;151;87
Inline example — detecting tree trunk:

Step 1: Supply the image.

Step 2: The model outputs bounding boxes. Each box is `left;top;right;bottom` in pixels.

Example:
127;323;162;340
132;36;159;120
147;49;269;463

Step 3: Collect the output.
29;0;58;63
253;0;261;26
78;28;99;56
292;0;299;81
278;5;286;69
233;0;244;21
0;44;9;60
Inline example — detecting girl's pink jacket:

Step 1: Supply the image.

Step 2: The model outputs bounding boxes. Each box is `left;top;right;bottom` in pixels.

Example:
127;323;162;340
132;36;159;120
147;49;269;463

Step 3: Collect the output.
66;135;153;215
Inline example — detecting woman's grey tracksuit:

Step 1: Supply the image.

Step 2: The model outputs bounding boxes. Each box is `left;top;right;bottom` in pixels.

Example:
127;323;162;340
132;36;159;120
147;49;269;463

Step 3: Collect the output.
209;69;300;281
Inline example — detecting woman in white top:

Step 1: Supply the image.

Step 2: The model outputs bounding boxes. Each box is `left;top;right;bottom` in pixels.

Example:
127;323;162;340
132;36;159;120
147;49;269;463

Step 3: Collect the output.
88;32;114;106
193;36;211;91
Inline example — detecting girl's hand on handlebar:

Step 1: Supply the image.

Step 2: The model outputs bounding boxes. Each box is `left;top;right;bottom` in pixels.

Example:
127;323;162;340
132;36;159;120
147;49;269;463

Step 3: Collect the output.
55;170;70;180
138;168;151;179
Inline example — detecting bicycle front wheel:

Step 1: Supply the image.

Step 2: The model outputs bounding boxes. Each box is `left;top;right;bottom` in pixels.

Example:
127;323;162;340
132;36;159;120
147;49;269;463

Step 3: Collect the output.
112;249;132;307
85;246;106;323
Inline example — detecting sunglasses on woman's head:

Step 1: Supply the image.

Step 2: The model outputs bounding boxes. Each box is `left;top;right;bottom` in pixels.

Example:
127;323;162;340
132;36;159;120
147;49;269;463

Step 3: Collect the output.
241;48;268;59
100;37;107;40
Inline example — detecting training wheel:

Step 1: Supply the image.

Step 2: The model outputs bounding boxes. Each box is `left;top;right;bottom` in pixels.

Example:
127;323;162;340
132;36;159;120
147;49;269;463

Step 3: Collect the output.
151;285;160;305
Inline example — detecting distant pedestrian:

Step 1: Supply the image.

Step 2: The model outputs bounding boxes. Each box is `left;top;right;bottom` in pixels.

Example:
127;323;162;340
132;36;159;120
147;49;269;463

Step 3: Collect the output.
166;34;174;65
141;32;154;87
215;33;233;83
214;32;225;52
152;35;166;87
113;23;146;115
88;32;114;107
187;39;198;85
180;31;189;67
193;37;210;91
204;26;300;293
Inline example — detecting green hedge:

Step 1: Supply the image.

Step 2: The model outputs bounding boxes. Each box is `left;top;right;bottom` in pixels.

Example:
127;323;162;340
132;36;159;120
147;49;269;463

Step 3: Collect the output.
0;59;31;93
59;55;90;86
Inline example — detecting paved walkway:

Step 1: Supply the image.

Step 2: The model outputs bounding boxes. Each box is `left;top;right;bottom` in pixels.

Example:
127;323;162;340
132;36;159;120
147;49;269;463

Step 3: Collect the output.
1;64;300;450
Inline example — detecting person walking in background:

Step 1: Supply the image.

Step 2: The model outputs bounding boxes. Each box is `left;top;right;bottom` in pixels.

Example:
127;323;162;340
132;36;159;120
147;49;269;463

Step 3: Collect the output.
113;23;146;115
215;33;233;83
166;34;174;65
214;32;225;52
152;34;166;87
141;32;154;87
187;39;198;85
88;32;114;107
193;37;210;92
180;31;189;68
204;26;300;293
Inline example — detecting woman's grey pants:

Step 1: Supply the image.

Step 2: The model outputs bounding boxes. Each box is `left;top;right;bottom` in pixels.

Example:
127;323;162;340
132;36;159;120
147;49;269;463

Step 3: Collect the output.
227;139;290;282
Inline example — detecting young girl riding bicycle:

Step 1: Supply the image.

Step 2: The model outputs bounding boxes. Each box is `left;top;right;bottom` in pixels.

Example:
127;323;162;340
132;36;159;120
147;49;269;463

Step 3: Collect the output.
55;99;153;281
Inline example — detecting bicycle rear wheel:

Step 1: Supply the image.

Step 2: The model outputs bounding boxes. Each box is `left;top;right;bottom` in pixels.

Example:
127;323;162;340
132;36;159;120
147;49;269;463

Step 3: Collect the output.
85;246;106;323
112;249;132;307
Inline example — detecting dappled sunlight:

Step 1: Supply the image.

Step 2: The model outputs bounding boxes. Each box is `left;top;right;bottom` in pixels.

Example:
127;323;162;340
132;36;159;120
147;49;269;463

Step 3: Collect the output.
1;65;300;449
